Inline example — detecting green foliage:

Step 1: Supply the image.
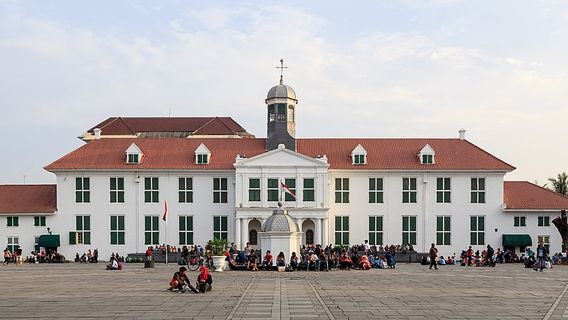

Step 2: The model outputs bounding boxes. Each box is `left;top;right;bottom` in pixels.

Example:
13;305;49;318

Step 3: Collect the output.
209;238;228;256
548;172;568;196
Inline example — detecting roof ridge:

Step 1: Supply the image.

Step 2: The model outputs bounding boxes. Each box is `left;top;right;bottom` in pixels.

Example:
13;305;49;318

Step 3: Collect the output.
215;117;237;134
191;117;216;135
116;117;136;134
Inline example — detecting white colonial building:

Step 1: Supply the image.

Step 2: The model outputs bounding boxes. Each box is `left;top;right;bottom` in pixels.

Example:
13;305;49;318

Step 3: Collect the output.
2;76;568;260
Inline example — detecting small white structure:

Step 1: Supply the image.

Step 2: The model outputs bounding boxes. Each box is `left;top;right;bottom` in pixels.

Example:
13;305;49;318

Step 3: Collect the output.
260;203;301;263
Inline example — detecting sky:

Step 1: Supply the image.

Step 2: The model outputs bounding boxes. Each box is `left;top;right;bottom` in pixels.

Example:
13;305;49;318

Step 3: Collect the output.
0;0;567;185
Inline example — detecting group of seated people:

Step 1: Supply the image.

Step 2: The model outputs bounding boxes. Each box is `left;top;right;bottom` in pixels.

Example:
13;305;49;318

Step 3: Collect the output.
168;266;213;293
4;248;64;264
106;253;124;270
224;242;399;271
73;249;100;263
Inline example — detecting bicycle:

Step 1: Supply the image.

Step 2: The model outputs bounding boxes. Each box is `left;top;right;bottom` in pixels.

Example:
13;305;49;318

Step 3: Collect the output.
187;253;216;271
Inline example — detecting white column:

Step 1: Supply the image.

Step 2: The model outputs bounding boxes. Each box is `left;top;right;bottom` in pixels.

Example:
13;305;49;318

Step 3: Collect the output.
241;218;249;250
322;218;328;246
297;218;304;232
315;219;322;245
235;218;241;250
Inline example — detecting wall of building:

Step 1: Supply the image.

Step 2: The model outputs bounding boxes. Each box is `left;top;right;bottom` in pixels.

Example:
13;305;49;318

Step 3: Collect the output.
326;171;506;257
1;215;53;255
36;167;563;261
50;170;235;259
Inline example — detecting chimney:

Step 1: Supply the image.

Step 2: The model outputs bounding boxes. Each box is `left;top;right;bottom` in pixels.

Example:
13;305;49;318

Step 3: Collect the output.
458;129;466;140
94;128;102;140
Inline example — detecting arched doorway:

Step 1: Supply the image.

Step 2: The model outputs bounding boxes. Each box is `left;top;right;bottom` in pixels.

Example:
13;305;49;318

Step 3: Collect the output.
248;219;262;248
302;219;315;246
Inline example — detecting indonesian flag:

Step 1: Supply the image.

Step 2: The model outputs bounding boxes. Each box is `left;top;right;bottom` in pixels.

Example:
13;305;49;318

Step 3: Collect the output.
280;181;296;199
162;201;168;221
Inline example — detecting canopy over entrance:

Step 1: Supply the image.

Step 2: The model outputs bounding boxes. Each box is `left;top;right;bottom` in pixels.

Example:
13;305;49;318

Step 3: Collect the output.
502;234;532;247
38;234;60;248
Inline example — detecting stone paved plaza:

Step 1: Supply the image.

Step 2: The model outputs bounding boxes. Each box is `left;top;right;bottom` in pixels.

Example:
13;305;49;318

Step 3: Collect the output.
1;263;568;320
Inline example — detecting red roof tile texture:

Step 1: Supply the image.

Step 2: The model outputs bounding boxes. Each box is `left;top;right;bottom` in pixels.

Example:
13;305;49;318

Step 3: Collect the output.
504;181;568;210
45;138;515;171
0;185;57;214
87;117;247;135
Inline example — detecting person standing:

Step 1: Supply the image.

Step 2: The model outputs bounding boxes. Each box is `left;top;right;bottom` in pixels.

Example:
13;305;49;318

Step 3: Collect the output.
429;243;438;270
536;242;548;272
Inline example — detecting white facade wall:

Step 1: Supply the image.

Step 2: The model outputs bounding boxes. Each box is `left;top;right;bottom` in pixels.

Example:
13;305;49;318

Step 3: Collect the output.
1;215;54;255
500;210;562;254
35;162;563;260
326;171;507;257
51;171;235;259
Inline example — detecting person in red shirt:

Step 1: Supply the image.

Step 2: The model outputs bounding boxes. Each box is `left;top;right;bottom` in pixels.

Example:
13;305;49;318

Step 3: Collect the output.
467;246;474;266
145;247;153;261
262;250;273;271
168;267;198;293
197;266;213;293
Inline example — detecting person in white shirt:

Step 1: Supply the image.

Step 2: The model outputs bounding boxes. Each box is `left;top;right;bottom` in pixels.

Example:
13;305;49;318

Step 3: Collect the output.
363;240;370;252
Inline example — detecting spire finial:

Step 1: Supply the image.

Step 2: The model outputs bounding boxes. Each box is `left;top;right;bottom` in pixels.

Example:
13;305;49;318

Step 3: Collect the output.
276;58;287;84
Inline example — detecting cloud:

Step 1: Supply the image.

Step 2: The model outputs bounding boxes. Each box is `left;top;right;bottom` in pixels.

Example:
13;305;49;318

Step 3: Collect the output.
0;2;567;186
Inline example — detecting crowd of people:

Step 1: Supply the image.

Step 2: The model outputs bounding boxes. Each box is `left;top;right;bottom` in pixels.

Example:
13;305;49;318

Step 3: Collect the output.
420;242;560;272
3;247;64;264
222;240;408;272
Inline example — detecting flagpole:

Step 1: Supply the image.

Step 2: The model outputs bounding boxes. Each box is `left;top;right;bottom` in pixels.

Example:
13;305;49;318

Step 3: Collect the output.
163;200;168;265
279;178;283;203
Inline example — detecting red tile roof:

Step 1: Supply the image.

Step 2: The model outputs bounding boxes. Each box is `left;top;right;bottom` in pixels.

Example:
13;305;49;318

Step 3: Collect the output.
504;181;568;210
87;117;249;136
45;138;515;171
298;138;515;171
0;185;57;214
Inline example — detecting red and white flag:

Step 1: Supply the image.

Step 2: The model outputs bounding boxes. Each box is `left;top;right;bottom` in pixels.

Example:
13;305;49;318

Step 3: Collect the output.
280;181;296;199
162;201;168;221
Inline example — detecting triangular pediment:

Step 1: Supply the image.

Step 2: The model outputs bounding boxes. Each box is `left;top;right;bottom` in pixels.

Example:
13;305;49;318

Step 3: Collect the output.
420;144;435;155
351;144;367;155
235;147;328;168
126;143;143;155
195;143;211;155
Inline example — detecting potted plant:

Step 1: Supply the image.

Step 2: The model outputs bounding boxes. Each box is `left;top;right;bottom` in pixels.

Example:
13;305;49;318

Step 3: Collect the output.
208;238;228;272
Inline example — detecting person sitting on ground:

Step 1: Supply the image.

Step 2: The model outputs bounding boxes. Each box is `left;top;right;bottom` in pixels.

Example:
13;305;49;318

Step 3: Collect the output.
339;251;353;270
359;255;371;270
262;250;273;271
168;267;198;293
196;266;212;293
290;252;299;270
248;249;258;271
74;253;80;263
439;256;446;265
307;251;320;271
420;255;428;265
276;252;286;267
319;251;329;271
106;256;120;270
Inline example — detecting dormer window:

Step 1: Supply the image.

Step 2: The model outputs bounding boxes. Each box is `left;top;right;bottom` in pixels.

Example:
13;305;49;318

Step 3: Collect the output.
195;143;211;165
128;154;139;164
351;144;367;165
419;144;435;165
125;143;143;164
197;154;208;164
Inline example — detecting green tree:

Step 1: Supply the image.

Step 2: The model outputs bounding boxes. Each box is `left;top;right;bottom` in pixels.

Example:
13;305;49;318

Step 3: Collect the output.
548;172;568;195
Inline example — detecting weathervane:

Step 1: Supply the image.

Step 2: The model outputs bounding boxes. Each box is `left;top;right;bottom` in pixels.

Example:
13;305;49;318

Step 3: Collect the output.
276;58;287;84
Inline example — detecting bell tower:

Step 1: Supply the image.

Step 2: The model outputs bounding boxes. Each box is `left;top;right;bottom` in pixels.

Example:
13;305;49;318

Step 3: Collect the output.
266;59;297;151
